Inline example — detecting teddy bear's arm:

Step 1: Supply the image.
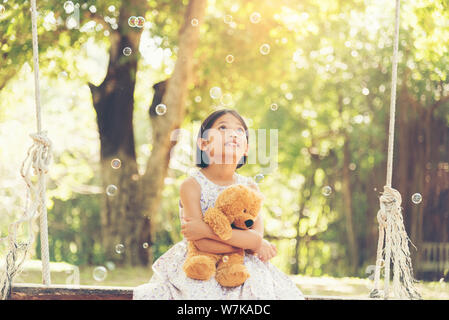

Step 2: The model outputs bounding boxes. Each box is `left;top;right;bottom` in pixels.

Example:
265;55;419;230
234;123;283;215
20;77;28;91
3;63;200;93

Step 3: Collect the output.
204;207;233;240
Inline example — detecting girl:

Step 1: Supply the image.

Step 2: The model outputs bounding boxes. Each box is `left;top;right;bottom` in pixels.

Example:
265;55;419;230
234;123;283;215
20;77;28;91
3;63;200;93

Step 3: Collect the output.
133;109;304;300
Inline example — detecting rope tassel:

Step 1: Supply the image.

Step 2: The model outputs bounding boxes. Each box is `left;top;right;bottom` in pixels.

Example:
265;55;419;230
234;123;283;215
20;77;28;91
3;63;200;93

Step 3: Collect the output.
370;186;421;299
0;132;53;299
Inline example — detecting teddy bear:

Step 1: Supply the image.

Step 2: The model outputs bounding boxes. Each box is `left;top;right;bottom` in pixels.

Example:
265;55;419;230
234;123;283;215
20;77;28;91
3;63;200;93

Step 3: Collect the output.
182;184;264;287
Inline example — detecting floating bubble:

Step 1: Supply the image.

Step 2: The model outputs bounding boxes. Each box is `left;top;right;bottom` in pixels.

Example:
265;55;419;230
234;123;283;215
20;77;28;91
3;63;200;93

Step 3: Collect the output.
105;261;116;271
270;103;278;111
250;12;261;24
191;18;199;27
223;255;229;263
194;96;202;103
142;242;149;249
115;244;125;254
89;5;97;13
220;93;233;106
322;186;332;196
411;193;422;204
128;16;137;27
63;1;74;14
123;47;132;56
136;16;145;28
111;158;121;169
259;44;270;55
225;55;234;63
155;104;167;115
254;174;264;183
362;88;370;95
106;184;118;196
209;87;222;99
349;163;357;171
0;4;5;15
93;266;107;281
223;15;233;24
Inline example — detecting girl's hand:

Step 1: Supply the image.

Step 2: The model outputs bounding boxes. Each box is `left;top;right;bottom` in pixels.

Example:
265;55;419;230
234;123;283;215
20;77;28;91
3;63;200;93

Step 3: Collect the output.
251;239;277;262
181;216;211;241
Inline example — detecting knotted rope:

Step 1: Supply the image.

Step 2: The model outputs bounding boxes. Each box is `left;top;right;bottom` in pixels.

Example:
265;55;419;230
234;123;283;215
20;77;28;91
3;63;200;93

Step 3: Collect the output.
369;0;421;300
0;0;52;300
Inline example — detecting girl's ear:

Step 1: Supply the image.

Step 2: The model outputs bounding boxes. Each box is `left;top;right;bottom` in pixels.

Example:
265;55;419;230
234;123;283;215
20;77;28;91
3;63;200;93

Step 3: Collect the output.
197;138;208;151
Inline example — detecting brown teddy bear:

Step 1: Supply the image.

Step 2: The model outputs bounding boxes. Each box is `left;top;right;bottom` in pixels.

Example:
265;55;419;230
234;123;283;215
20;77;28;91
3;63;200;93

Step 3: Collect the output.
183;184;264;287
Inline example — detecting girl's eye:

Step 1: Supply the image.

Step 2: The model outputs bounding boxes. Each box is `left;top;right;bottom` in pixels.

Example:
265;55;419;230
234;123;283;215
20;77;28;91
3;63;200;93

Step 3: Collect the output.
237;128;245;134
218;125;226;130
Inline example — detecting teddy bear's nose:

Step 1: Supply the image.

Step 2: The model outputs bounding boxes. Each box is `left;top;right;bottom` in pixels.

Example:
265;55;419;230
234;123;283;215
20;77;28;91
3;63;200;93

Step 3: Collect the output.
245;219;254;228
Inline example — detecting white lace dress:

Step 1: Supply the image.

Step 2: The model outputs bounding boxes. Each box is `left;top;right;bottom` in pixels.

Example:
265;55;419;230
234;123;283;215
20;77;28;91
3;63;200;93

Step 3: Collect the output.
133;169;304;300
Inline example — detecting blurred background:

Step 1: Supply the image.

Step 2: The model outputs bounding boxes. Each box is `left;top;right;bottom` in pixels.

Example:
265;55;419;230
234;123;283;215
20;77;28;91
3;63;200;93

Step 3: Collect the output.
0;0;448;298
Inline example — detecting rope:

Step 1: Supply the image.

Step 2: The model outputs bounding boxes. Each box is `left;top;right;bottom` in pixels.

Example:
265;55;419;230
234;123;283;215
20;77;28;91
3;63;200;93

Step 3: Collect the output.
369;0;421;300
0;0;52;299
30;0;51;287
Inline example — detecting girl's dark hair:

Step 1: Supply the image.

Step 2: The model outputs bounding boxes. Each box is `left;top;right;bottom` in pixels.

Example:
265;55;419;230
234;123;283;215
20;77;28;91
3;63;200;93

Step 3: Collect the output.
196;109;249;169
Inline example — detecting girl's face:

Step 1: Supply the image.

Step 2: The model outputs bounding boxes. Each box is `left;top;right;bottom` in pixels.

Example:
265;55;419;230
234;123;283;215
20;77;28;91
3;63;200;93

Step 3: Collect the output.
198;113;248;165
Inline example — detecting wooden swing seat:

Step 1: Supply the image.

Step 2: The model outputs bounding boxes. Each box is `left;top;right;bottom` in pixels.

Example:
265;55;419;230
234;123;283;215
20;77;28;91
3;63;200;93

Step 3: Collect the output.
10;283;364;300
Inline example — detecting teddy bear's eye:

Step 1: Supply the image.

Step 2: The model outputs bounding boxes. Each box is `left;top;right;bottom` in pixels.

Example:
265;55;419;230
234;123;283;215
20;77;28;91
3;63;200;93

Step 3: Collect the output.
243;209;247;213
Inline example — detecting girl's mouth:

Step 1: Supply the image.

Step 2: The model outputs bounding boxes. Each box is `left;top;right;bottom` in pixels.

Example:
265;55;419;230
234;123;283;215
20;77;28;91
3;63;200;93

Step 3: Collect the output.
225;142;239;147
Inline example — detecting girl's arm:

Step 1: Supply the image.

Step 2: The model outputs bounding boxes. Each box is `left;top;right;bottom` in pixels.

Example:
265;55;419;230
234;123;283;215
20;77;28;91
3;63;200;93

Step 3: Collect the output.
179;177;239;254
193;239;241;254
181;181;265;251
199;215;263;251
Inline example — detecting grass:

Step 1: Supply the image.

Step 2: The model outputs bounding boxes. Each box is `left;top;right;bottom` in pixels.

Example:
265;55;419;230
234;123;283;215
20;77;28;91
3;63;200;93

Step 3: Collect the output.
12;260;449;300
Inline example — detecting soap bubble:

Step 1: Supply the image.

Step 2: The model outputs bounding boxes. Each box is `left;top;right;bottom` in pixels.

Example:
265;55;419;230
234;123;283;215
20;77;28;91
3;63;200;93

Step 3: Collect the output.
0;4;6;15
259;44;270;55
254;174;264;183
106;185;118;196
142;242;149;249
194;96;202;103
123;47;132;56
209;87;223;99
411;193;422;204
220;93;233;106
115;244;125;254
63;1;74;14
223;15;233;24
136;16;145;28
105;261;116;271
128;16;137;27
191;18;199;27
111;158;121;169
250;12;261;24
322;186;332;196
362;88;370;95
223;255;229;263
225;55;234;63
155;104;167;115
93;266;107;281
270;103;278;111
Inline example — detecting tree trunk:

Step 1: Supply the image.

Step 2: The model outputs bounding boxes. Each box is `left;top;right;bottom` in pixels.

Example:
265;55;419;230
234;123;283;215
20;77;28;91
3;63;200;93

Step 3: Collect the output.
395;86;449;278
88;1;148;265
342;135;358;274
140;0;208;261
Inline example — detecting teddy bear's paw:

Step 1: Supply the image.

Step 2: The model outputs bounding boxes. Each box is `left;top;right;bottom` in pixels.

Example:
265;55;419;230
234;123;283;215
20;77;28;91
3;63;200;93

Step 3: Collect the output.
216;264;250;287
183;256;216;280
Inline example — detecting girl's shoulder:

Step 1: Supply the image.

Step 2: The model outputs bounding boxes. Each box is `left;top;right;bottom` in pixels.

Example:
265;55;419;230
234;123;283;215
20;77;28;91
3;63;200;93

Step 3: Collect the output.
179;174;201;196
